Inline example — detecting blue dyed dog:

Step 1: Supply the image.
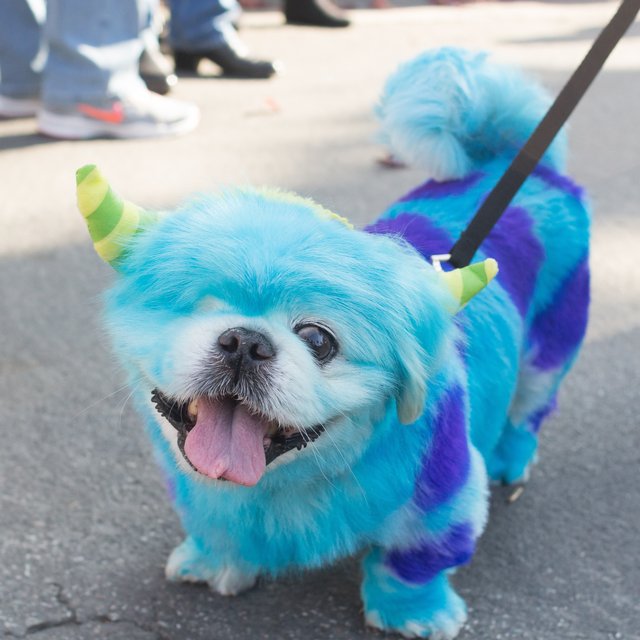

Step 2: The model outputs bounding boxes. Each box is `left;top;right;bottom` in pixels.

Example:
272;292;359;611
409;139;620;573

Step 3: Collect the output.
85;48;589;638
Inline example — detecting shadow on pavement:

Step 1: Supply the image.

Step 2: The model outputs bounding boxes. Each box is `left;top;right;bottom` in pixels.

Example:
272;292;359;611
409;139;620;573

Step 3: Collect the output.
502;21;640;45
0;130;61;151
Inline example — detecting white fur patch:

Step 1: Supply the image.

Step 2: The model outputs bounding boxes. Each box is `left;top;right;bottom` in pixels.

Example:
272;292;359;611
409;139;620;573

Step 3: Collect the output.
166;538;256;596
207;565;257;597
365;608;466;640
508;363;559;426
400;609;466;640
151;308;393;475
364;610;384;630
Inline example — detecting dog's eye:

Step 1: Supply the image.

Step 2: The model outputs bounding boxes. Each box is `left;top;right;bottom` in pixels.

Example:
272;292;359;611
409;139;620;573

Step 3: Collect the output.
295;324;337;363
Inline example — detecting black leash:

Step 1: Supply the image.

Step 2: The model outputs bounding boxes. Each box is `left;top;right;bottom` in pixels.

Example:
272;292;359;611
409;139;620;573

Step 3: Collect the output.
447;0;640;269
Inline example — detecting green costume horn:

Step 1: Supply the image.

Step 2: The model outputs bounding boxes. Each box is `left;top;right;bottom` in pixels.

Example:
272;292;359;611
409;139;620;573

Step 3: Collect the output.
440;258;498;313
76;164;159;268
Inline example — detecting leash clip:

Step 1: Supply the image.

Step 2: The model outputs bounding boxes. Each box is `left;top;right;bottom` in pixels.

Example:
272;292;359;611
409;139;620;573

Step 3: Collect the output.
431;254;451;272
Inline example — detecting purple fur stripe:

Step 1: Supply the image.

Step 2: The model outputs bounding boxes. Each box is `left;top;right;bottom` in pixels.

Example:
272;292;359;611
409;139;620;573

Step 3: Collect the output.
483;206;545;317
386;523;475;584
367;207;543;317
530;395;558;434
365;213;452;261
532;164;585;201
399;172;484;202
530;257;590;370
414;386;469;512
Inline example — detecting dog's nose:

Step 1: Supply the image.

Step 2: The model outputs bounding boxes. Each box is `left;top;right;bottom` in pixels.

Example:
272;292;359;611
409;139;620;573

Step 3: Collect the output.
217;328;276;367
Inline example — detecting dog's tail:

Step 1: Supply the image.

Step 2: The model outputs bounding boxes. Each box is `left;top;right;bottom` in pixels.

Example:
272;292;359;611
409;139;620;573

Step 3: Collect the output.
376;48;566;181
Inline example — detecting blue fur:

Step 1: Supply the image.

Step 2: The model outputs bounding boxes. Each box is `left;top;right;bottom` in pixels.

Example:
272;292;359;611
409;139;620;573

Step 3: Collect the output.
362;553;467;638
106;189;461;565
376;47;566;180
99;48;590;638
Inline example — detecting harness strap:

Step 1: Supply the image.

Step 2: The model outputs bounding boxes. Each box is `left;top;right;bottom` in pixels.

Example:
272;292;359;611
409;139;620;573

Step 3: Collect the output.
448;0;640;269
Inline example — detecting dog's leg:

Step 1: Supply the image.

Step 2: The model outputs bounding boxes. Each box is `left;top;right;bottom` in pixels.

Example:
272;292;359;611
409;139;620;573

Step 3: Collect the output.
487;365;562;484
491;277;589;484
359;386;488;637
361;445;488;639
361;545;468;639
488;258;590;485
165;536;258;596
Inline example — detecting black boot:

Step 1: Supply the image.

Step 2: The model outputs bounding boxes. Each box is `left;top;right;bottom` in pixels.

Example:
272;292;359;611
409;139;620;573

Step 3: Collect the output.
284;0;351;28
140;45;178;96
174;42;280;79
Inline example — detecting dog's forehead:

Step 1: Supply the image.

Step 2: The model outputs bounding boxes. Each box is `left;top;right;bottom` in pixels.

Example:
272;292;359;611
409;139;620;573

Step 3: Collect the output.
122;191;404;314
106;190;452;373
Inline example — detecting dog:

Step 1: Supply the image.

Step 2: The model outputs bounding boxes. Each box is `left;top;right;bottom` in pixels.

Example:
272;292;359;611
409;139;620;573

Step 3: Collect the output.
76;48;590;638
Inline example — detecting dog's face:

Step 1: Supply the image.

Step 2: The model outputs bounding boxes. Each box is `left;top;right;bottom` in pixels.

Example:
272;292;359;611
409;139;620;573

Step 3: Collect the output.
98;185;456;487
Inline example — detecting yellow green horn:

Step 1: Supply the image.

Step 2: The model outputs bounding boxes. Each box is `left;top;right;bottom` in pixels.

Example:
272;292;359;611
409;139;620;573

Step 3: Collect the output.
76;164;159;268
440;258;498;313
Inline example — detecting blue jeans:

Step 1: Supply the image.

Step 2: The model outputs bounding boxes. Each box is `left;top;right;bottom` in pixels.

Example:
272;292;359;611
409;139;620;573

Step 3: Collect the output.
0;0;43;99
168;0;240;52
0;0;239;105
0;0;151;106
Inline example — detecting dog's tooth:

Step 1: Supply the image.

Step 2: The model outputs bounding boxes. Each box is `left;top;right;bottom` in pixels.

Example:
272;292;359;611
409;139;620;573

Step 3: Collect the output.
188;399;198;420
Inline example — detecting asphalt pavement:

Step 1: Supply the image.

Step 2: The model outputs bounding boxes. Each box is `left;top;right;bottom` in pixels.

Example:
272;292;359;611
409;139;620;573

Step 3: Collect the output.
1;2;639;639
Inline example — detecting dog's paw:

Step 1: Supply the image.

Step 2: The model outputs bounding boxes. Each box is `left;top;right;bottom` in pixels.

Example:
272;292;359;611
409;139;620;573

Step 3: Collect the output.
204;565;258;596
486;451;535;486
362;565;467;640
165;537;257;596
364;591;466;639
486;424;538;485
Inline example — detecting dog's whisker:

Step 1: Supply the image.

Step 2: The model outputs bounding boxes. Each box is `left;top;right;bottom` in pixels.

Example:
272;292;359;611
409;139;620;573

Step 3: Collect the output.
306;437;337;490
118;380;142;430
289;419;338;490
73;378;143;419
322;413;369;504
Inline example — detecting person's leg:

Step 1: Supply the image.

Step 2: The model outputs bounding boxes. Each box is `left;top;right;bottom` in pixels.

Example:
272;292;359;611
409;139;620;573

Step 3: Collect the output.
0;0;44;116
38;0;199;139
169;0;240;52
139;0;178;95
42;0;146;108
170;0;278;79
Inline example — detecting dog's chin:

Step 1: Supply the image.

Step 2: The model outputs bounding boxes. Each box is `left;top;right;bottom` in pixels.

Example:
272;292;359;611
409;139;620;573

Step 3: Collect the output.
151;389;325;486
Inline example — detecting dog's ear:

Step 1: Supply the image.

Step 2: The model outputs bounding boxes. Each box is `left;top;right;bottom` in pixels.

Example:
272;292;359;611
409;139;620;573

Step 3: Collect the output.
75;164;162;270
391;267;446;425
396;345;429;425
394;258;498;425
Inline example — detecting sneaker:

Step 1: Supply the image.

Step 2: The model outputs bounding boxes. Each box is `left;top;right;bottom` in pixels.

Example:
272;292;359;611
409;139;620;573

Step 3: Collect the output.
0;94;41;118
37;90;199;139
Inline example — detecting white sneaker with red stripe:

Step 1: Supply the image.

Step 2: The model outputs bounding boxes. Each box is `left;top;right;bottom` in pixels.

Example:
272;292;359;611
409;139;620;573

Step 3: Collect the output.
37;89;199;139
0;94;41;118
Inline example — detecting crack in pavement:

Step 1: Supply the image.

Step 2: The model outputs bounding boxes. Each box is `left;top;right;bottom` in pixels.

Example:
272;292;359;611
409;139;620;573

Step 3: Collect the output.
3;583;164;640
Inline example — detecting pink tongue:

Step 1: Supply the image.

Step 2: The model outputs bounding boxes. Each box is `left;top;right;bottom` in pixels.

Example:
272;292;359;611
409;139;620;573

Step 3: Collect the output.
184;398;269;486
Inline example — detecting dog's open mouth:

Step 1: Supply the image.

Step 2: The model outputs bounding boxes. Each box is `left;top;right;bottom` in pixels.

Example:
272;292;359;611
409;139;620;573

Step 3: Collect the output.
151;389;324;486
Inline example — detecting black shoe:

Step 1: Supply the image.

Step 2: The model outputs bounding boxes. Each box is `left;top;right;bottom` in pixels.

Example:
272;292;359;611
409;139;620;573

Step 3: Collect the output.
140;46;178;96
174;43;280;79
284;0;350;28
